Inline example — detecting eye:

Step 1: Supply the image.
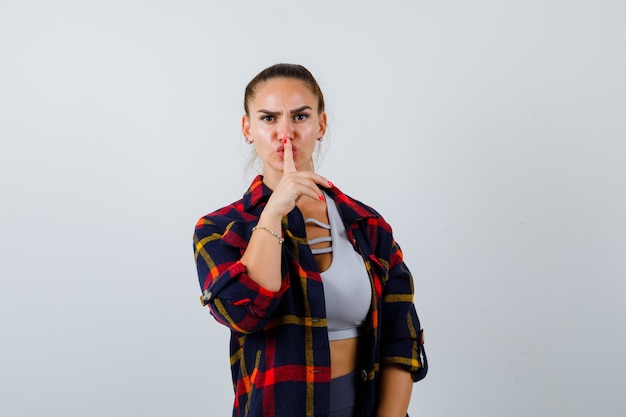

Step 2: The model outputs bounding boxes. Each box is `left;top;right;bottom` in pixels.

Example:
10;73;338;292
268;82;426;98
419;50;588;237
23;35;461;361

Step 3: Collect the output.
294;113;309;121
260;115;275;122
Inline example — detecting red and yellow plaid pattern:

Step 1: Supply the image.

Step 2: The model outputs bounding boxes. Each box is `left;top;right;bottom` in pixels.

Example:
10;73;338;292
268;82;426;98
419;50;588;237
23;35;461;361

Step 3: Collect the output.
194;176;427;417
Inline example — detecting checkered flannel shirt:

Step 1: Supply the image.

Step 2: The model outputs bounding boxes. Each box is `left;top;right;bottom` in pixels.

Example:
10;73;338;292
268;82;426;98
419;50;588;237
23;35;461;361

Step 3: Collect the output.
194;176;427;417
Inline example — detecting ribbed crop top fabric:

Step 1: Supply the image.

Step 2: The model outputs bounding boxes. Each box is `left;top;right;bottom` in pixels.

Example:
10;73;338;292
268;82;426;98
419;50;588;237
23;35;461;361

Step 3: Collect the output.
305;192;371;341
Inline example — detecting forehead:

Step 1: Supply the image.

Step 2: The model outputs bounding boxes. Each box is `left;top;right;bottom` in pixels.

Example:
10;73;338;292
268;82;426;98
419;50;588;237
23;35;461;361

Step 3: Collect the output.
250;78;317;109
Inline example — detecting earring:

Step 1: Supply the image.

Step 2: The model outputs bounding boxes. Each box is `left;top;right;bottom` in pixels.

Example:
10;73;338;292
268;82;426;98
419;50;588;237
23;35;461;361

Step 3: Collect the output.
317;137;323;141
245;137;253;144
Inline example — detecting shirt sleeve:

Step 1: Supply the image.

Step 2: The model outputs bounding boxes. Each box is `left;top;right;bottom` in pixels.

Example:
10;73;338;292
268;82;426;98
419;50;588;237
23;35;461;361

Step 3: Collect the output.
193;216;288;334
377;234;428;382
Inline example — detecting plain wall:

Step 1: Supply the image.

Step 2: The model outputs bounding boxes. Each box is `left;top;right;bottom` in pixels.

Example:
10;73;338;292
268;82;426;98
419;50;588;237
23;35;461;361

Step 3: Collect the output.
1;1;625;416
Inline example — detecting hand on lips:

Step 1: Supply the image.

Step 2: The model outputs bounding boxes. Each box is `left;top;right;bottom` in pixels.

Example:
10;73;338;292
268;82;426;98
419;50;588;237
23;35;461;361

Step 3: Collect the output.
264;135;330;218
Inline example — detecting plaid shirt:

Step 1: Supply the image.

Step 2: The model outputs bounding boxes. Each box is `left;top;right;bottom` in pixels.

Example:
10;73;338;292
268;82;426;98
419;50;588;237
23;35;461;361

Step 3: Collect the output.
194;176;427;417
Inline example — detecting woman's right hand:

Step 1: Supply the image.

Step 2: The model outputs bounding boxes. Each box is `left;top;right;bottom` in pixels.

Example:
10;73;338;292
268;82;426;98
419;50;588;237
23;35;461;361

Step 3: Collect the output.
263;136;330;218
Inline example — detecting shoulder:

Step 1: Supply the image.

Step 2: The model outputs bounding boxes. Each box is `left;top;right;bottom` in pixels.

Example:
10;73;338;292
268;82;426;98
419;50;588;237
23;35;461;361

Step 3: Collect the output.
328;186;393;232
195;198;255;232
194;198;259;250
342;193;383;217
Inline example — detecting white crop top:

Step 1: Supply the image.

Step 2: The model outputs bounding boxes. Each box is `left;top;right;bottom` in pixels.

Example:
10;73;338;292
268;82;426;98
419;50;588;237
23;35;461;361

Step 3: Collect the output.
307;193;371;341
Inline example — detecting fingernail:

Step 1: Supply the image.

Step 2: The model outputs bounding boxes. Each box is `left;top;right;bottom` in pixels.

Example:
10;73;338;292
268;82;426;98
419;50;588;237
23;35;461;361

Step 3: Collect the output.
283;137;287;144
318;194;325;201
327;180;334;188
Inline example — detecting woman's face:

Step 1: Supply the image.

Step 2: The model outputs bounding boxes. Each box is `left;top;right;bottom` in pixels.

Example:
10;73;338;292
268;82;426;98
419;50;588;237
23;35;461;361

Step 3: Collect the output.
242;78;327;183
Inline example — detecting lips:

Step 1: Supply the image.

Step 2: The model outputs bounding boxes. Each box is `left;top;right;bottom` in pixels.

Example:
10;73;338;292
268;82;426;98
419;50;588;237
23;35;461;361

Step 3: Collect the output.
277;145;297;159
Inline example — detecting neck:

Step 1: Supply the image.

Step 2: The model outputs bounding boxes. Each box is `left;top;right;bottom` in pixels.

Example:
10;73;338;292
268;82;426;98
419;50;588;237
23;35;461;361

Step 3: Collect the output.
261;172;281;190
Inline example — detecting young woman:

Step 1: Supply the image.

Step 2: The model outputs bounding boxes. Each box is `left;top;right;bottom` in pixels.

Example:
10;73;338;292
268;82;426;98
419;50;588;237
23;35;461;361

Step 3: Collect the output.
193;63;427;417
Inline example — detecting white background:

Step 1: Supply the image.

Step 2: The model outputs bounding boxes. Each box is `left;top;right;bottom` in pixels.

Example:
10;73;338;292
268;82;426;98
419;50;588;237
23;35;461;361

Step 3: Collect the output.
1;1;625;416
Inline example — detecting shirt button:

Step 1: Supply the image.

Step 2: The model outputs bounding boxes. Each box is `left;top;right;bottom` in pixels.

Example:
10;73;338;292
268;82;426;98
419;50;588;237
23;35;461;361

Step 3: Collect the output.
199;291;212;306
361;370;368;381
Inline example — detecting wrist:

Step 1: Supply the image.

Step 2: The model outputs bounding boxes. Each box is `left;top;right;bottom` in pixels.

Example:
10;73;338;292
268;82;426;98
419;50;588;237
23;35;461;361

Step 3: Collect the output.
257;210;283;227
251;225;284;244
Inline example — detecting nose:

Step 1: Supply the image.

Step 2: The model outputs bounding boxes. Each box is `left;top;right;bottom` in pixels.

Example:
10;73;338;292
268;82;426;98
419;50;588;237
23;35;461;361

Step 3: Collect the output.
276;117;295;140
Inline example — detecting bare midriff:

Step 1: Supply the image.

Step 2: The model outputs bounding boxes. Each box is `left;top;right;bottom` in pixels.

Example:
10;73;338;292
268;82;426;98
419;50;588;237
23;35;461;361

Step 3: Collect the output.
330;337;359;379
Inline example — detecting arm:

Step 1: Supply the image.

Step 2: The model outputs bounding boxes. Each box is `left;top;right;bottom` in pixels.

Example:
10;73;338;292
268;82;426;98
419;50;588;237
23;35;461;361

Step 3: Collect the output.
374;233;427;411
194;137;330;333
240;137;329;291
377;238;427;379
376;365;413;417
194;217;287;334
239;210;284;292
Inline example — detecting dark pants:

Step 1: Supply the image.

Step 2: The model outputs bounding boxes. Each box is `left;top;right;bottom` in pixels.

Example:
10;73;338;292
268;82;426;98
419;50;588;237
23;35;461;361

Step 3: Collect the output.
329;372;357;417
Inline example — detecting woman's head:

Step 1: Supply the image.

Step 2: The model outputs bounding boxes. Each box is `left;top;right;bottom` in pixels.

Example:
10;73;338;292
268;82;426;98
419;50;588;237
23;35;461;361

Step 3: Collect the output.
244;63;325;116
241;64;327;184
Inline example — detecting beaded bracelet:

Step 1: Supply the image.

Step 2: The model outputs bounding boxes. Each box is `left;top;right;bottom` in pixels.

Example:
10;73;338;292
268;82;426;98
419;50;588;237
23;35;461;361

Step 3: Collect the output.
251;226;285;244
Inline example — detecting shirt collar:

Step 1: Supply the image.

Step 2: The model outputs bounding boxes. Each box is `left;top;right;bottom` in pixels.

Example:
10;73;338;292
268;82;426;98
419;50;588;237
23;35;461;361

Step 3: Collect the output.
242;175;377;224
324;185;378;225
242;175;274;211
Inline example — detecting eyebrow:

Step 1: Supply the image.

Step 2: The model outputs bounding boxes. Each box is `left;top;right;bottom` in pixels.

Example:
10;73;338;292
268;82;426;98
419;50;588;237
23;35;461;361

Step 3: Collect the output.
257;105;313;116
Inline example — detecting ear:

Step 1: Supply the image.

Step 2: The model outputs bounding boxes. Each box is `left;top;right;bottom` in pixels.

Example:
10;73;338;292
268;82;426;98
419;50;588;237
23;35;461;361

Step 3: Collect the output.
318;112;327;138
242;114;251;138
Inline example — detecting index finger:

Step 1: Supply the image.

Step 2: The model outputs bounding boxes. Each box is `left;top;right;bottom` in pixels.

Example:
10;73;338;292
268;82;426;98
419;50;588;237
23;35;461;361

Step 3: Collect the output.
282;135;297;173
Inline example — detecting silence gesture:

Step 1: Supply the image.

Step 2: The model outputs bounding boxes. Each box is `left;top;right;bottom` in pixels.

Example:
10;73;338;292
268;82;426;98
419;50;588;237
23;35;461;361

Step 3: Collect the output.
264;135;330;218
